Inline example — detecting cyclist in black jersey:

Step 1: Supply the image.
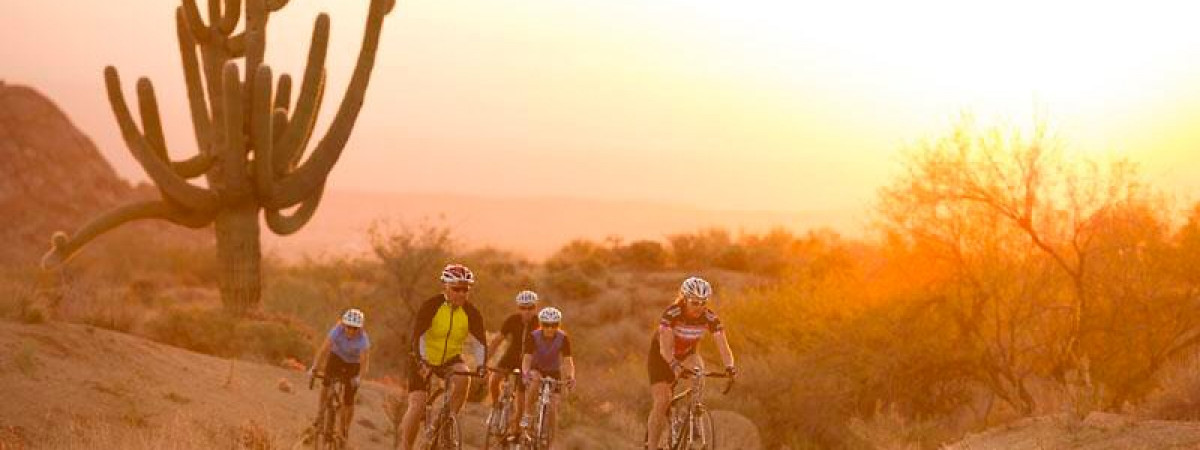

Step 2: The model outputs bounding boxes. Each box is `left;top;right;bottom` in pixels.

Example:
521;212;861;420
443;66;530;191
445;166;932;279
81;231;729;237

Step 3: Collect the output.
486;290;540;437
645;277;736;450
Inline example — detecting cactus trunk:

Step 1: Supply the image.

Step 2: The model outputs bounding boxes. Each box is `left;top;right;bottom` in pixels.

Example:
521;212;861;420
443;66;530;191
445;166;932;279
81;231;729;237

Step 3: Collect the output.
214;204;261;315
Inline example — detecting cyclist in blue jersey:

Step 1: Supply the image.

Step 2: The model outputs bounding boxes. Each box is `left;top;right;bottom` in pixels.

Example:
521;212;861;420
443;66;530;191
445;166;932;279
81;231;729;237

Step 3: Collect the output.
309;308;371;440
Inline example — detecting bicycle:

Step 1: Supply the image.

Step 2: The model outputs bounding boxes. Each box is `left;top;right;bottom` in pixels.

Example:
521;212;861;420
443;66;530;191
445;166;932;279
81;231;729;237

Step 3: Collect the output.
412;369;484;450
665;367;733;450
518;376;570;450
484;367;522;450
308;373;350;450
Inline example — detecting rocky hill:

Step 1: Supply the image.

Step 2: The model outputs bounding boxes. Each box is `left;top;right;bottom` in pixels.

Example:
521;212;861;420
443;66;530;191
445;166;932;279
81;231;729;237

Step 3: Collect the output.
0;82;206;267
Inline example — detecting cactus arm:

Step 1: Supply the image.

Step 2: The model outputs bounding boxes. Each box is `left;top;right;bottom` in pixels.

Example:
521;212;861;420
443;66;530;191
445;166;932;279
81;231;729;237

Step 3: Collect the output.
182;0;210;43
250;65;276;198
173;153;216;178
274;73;291;113
208;0;222;30
226;33;246;57
218;0;241;35
264;182;324;235
135;77;215;179
271;108;288;148
40;200;214;270
221;62;252;196
243;0;268;114
271;14;329;177
176;8;213;156
269;0;389;208
106;67;220;212
136;78;169;162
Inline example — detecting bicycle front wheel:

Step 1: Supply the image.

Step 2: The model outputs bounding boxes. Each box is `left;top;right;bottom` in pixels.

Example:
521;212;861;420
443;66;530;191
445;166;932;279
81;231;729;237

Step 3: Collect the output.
693;410;716;450
440;415;462;450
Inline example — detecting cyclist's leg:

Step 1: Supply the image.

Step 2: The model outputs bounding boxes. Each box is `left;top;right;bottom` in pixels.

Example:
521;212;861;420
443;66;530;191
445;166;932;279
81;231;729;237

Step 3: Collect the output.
339;362;361;439
646;341;676;449
448;359;471;414
522;369;543;425
488;369;503;406
399;362;431;450
509;377;525;435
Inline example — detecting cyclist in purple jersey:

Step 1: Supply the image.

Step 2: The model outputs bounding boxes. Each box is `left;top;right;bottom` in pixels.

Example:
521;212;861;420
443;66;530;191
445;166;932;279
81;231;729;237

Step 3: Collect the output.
520;307;575;449
645;277;736;450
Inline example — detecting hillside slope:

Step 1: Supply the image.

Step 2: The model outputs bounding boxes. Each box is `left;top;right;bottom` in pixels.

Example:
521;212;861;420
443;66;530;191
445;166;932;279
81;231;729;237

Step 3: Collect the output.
3;320;749;449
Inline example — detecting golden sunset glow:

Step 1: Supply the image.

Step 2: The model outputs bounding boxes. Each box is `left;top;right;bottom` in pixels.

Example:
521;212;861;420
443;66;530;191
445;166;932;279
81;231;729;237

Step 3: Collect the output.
4;0;1200;216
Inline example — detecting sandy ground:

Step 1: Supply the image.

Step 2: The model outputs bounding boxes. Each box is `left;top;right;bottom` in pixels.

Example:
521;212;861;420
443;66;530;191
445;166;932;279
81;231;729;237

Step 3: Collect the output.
946;412;1200;450
0;320;762;449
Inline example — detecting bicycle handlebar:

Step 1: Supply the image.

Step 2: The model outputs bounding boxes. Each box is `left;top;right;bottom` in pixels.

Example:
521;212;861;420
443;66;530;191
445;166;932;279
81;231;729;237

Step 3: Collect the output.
487;366;521;374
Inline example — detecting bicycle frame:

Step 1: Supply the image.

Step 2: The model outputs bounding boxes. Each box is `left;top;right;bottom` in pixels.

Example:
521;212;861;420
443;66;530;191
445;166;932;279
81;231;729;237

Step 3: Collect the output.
523;376;568;450
309;373;348;450
668;367;732;450
420;370;483;450
485;367;521;447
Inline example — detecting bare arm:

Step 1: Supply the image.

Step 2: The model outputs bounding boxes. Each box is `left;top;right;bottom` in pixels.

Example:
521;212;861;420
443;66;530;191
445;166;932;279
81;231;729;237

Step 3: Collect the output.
521;354;533;376
658;327;675;364
360;347;370;378
312;336;332;372
487;334;506;364
713;331;735;369
563;356;576;381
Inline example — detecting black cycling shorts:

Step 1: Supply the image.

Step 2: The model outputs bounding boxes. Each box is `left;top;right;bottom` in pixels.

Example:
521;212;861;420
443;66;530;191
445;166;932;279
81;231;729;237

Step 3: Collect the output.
647;337;693;385
407;355;465;392
323;354;361;404
497;350;522;371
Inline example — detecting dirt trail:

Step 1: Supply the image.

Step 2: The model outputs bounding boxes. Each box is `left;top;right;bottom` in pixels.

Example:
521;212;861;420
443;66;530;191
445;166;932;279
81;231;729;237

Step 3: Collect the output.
946;412;1200;450
0;320;684;449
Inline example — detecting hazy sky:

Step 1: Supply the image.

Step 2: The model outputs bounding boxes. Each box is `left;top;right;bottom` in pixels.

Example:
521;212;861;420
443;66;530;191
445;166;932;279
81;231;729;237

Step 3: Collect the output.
4;0;1200;214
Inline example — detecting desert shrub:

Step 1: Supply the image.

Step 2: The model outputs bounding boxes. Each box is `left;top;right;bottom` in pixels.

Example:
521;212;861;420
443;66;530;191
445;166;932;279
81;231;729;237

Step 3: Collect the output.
545;240;613;275
145;308;314;362
613;240;668;271
540;266;601;300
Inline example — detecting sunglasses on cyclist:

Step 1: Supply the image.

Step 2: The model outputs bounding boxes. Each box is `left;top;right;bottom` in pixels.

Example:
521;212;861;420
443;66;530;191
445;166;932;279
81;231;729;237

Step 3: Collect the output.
541;323;560;328
685;297;708;306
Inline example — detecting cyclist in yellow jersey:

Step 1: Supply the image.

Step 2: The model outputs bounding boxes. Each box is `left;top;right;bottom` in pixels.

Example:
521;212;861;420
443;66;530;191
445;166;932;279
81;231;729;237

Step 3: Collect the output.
397;263;488;450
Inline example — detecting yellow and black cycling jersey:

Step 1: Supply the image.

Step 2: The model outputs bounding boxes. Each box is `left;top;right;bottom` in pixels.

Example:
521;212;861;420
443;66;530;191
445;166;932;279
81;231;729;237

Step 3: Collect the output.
410;294;487;366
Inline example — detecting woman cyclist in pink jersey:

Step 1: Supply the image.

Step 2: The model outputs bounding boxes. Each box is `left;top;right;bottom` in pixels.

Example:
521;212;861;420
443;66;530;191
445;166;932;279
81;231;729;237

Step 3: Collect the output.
644;277;736;450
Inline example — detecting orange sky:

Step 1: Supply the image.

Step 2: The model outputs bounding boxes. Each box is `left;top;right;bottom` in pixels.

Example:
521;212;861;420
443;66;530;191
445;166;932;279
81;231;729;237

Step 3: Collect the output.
4;0;1200;217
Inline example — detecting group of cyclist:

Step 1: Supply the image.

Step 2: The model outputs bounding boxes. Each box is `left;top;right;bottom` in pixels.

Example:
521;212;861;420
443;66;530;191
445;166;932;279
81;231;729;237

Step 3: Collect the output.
307;262;737;450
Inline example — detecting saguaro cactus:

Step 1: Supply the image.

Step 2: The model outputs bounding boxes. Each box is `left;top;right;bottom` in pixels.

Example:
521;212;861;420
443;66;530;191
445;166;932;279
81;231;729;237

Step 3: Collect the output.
42;0;395;315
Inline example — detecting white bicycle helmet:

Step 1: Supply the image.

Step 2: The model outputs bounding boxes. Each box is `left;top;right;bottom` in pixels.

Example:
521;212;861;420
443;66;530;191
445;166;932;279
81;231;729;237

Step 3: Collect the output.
515;290;539;306
538;307;562;324
439;263;475;284
680;276;713;299
341;308;365;328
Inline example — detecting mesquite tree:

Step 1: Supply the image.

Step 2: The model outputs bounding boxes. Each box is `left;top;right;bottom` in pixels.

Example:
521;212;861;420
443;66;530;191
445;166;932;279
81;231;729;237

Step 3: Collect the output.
42;0;394;315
